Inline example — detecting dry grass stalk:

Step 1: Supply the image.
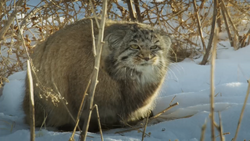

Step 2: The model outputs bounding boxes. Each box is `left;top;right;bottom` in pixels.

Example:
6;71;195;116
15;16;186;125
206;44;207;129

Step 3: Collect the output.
0;0;24;40
27;60;35;141
0;87;3;97
80;0;108;140
14;11;35;140
220;0;239;37
14;8;32;61
216;1;222;32
89;0;100;29
141;111;150;141
220;2;233;47
209;27;218;141
232;79;250;141
248;30;250;46
238;29;250;48
152;102;179;119
200;119;208;141
115;102;179;134
69;80;91;141
215;132;230;138
19;1;43;30
92;104;104;141
52;81;79;130
115;126;141;134
218;112;225;141
233;33;239;50
169;95;176;106
228;1;250;17
200;0;217;65
126;0;136;21
90;18;96;56
193;0;206;51
134;0;142;22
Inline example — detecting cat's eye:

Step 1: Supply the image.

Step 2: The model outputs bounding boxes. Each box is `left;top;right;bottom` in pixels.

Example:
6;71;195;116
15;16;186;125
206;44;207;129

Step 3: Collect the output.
150;45;160;50
130;44;140;50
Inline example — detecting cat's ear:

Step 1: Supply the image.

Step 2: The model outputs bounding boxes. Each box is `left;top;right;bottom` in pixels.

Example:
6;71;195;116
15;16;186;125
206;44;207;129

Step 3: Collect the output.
158;31;172;48
162;35;172;48
105;30;127;50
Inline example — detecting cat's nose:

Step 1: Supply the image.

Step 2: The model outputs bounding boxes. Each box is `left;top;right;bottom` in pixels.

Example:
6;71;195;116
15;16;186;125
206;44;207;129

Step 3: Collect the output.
144;57;150;61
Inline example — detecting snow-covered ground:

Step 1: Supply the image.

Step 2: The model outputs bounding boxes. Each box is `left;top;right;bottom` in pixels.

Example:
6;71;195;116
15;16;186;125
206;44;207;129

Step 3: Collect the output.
0;42;250;141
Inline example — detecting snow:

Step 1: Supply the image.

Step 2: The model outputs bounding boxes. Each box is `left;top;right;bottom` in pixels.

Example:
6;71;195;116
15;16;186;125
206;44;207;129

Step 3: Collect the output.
1;43;250;140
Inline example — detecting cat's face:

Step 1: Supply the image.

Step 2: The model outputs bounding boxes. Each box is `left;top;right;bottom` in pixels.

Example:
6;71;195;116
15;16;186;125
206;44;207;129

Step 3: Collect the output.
104;23;171;81
118;29;164;69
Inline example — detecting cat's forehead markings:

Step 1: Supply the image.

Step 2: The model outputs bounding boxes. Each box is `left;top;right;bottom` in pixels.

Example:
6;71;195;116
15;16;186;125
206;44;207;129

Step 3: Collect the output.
154;40;160;44
131;31;157;41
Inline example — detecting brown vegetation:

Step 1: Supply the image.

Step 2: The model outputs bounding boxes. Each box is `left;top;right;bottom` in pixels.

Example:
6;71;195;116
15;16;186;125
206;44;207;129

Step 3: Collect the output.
1;0;249;88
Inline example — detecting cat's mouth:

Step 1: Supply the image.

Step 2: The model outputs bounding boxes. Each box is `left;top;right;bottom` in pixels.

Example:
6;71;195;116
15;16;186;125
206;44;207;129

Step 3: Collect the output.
139;61;153;66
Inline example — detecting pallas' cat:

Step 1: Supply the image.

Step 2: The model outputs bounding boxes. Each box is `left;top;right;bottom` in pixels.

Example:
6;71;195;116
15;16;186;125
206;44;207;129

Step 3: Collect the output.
23;18;171;132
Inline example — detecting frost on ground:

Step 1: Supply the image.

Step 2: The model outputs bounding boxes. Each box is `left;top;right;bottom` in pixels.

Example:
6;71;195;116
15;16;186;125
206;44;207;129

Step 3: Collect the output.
0;44;250;141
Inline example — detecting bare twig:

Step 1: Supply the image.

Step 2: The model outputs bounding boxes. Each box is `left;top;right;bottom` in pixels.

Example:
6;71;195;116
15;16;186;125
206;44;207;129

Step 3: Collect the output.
19;1;44;30
200;119;208;141
233;33;239;50
193;0;206;51
228;1;250;17
169;95;176;106
220;0;239;37
232;78;250;141
69;80;91;141
15;17;30;59
89;0;100;29
200;0;217;65
115;102;179;134
218;112;225;141
27;60;35;141
126;0;136;21
15;11;35;140
90;19;96;56
216;0;222;32
141;111;150;141
80;0;108;140
52;81;79;130
0;0;24;40
134;0;142;22
0;87;3;97
151;102;179;119
93;104;104;141
220;2;233;46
